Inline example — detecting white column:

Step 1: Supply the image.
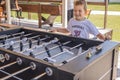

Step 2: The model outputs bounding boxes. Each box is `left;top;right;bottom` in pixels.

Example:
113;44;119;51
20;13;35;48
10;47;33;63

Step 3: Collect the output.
62;0;67;28
6;0;11;24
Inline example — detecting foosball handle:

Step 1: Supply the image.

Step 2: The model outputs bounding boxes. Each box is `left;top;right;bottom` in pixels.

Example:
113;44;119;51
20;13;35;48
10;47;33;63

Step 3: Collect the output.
29;52;35;58
8;45;13;51
29;39;32;48
58;42;63;52
10;33;15;37
20;34;24;40
37;37;41;45
45;47;51;57
2;39;5;45
3;36;7;44
20;42;23;51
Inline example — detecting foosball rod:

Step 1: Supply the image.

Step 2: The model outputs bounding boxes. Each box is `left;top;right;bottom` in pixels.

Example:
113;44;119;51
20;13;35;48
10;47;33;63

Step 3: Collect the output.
0;70;22;80
0;62;36;80
32;41;71;57
20;37;57;53
0;57;22;70
44;43;84;64
0;61;17;69
58;44;84;66
17;36;51;52
0;32;25;43
0;34;41;48
46;42;84;59
0;31;25;39
0;57;23;80
69;43;84;50
31;72;46;80
58;51;85;66
8;32;33;41
23;37;59;57
13;35;41;44
0;33;33;47
31;67;53;80
0;67;31;80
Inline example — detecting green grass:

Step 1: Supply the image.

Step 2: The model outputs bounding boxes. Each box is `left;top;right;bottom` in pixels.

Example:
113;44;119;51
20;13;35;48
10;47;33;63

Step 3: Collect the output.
89;15;120;41
12;12;61;22
87;3;120;41
108;3;120;11
88;3;120;11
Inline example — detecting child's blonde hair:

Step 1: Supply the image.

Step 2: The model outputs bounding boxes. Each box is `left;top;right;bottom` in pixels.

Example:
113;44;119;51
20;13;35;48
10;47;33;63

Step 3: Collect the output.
74;0;87;11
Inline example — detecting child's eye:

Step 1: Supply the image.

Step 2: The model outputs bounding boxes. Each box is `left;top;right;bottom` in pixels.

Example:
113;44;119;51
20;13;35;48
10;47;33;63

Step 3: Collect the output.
79;10;82;12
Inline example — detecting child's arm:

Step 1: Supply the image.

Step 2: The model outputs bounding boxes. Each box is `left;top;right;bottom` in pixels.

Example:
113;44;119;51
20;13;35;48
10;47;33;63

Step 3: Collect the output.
50;27;71;36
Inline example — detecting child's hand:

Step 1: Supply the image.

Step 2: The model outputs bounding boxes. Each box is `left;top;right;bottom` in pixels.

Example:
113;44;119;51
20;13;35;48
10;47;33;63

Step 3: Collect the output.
105;35;111;41
49;28;58;32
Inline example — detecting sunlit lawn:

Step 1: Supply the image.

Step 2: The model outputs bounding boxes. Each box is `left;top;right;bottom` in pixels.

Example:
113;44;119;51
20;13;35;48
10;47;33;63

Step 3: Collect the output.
88;3;120;11
88;3;120;41
89;15;120;41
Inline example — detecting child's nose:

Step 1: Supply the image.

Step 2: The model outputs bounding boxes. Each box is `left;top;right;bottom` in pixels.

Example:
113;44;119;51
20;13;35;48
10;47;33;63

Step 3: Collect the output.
75;11;78;14
76;11;80;15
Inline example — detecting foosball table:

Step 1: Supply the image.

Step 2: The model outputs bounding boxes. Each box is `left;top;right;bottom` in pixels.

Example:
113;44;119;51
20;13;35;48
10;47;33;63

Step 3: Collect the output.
0;24;19;31
0;27;119;80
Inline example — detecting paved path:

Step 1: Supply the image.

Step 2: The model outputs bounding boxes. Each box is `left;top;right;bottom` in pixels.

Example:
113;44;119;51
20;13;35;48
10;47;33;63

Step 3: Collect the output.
91;10;120;15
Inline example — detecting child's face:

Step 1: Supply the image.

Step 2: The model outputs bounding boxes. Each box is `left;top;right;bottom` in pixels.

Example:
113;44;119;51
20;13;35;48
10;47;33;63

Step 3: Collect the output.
74;5;86;20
